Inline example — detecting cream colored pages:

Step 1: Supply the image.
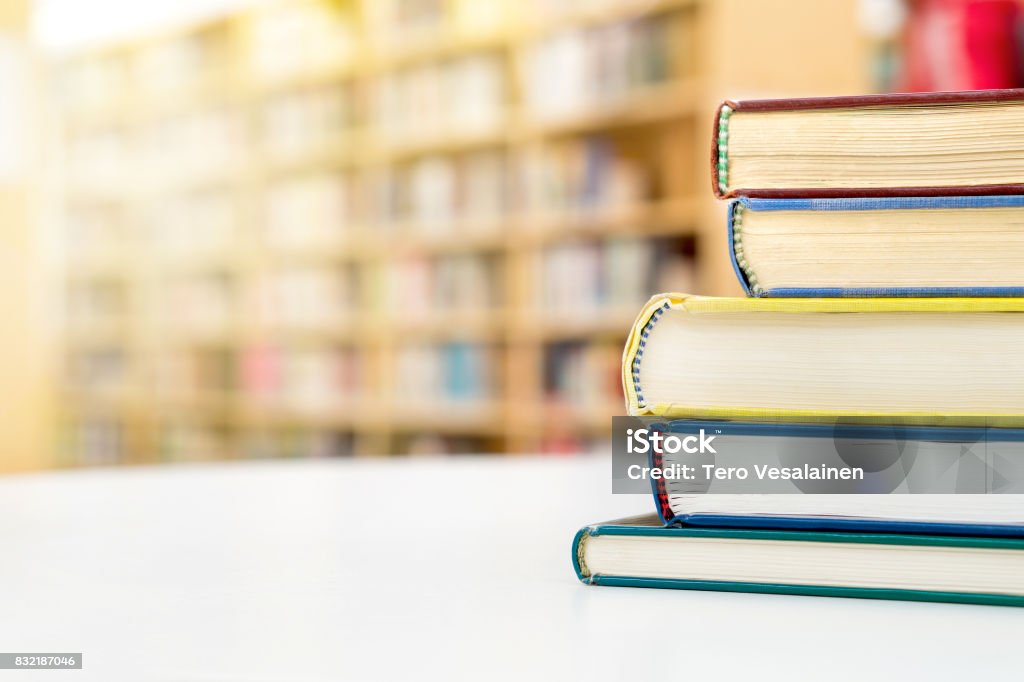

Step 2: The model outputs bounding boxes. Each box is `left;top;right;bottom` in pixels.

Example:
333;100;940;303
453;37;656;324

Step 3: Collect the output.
638;310;1024;412
737;206;1024;289
726;102;1024;190
584;534;1024;595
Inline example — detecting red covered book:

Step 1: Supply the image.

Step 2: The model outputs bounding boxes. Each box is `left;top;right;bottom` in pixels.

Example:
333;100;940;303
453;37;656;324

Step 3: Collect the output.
712;89;1024;199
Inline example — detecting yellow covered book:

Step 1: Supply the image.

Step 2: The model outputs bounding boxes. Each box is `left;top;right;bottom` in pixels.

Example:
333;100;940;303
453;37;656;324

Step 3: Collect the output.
623;294;1024;424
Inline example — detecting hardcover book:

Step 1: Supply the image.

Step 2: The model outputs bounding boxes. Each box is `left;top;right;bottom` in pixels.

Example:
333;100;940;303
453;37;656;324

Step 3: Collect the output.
623;294;1024;422
572;515;1024;606
712;89;1024;199
648;419;1024;536
729;196;1024;297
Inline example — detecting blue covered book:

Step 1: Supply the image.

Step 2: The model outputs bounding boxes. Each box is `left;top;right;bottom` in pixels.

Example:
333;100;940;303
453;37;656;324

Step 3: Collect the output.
729;195;1024;297
649;420;1024;537
572;515;1024;606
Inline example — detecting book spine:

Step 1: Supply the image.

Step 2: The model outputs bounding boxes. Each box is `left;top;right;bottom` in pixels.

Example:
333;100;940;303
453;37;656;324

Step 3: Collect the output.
623;297;674;414
570;526;593;584
647;426;676;526
710;101;733;199
727;199;756;296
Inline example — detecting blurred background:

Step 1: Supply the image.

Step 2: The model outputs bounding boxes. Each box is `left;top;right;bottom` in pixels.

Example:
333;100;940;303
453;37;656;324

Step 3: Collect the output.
0;0;1021;470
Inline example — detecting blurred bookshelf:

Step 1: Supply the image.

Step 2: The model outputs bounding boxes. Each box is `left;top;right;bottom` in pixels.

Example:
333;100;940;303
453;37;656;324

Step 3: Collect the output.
49;0;866;463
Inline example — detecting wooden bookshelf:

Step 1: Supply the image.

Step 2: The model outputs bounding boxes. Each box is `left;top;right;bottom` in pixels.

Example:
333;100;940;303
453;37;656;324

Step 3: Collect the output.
49;0;868;462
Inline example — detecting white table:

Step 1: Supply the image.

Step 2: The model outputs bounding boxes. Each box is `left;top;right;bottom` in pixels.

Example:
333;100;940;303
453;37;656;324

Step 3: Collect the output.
0;456;1017;681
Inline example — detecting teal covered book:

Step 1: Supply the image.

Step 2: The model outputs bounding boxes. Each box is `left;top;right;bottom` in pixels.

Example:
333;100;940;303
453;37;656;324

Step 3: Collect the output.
572;515;1024;606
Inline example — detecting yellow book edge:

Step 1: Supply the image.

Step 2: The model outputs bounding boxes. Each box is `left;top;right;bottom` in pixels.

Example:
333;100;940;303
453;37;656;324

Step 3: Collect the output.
621;293;1024;427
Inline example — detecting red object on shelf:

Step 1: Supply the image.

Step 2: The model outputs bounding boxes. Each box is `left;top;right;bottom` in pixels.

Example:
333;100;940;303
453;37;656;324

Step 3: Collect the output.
900;0;1022;91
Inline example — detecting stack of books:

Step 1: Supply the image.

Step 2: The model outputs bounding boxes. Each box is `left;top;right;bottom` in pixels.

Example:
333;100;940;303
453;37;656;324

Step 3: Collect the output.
573;89;1024;606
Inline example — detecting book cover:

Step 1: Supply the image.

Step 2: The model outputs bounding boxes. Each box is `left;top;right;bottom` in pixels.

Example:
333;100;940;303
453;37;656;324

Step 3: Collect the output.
622;293;1024;422
573;516;1024;606
646;419;1024;536
728;195;1024;297
712;88;1024;199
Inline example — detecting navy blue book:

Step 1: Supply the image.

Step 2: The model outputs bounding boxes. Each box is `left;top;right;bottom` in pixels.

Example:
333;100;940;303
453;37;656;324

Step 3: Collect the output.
649;420;1024;537
729;195;1024;297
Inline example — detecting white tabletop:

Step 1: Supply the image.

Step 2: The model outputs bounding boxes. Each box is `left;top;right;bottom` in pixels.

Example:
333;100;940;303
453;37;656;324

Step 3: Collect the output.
0;455;1018;681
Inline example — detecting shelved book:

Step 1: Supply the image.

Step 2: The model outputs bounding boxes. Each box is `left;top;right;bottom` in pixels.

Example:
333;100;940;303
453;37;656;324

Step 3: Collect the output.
623;294;1024;422
572;515;1024;607
730;196;1024;297
712;89;1024;199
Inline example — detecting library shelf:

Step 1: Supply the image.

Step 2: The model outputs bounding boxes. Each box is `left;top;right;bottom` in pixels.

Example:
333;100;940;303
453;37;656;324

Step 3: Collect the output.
51;0;721;461
511;310;642;341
